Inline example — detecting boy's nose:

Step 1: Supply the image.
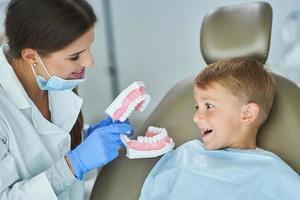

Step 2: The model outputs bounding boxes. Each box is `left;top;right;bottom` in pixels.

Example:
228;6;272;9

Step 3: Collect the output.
193;110;205;124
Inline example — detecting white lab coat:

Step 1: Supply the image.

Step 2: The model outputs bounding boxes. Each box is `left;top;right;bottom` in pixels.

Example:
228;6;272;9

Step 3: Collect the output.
0;45;84;199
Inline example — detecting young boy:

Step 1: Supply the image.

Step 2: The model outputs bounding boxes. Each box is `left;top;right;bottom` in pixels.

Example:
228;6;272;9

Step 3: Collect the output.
139;57;300;200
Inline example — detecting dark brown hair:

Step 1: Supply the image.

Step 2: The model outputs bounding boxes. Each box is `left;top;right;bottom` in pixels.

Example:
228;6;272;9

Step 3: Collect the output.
71;88;84;149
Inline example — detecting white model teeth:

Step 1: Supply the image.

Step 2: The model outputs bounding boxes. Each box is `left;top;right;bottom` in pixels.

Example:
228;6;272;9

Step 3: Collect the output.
136;96;143;104
139;96;151;112
147;126;166;134
128;104;135;110
120;134;130;144
161;129;167;137
152;137;158;143
133;95;150;111
155;134;162;140
137;136;144;143
148;126;155;132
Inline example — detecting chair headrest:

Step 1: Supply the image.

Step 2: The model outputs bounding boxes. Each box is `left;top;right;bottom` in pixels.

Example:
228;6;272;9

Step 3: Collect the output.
200;2;272;64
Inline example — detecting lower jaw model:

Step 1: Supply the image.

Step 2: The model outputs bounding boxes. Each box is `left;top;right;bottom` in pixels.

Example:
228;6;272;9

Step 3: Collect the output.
105;81;175;159
121;126;175;159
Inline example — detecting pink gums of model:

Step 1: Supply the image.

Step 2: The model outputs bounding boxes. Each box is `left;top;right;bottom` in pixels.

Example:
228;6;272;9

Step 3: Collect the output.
112;87;146;120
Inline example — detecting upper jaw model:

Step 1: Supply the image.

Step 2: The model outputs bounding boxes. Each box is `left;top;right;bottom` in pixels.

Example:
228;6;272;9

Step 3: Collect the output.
105;81;175;159
105;81;151;122
121;126;175;159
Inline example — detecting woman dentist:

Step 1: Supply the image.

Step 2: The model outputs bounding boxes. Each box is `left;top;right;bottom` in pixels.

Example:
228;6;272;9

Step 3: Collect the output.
0;0;132;199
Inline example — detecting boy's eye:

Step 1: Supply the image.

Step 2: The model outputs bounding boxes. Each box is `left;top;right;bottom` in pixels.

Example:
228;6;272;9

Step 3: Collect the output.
70;55;80;61
205;103;213;109
194;105;199;110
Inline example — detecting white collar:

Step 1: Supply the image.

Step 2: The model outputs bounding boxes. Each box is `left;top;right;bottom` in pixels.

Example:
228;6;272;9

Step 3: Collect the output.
48;90;82;132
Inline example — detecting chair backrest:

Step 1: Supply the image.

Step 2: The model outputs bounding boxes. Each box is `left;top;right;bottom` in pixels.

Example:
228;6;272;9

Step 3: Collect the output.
91;2;300;200
200;2;272;64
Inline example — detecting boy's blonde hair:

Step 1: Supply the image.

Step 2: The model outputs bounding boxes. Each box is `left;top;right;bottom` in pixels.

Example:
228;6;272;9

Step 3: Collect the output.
195;57;275;124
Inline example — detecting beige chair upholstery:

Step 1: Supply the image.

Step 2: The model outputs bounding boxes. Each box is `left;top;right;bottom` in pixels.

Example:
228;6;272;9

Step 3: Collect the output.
91;2;300;200
200;2;272;64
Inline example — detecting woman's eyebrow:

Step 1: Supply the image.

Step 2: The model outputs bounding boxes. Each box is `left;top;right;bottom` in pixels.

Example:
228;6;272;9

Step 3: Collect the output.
69;49;87;57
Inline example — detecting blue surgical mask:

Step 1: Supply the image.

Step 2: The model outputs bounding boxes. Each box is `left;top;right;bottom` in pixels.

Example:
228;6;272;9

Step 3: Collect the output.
30;55;86;91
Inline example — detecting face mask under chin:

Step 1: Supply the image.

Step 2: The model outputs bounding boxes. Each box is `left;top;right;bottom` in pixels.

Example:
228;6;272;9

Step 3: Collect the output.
30;55;86;91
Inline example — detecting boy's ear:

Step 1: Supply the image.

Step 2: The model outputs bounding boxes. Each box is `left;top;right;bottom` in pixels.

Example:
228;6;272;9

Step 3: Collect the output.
241;103;259;125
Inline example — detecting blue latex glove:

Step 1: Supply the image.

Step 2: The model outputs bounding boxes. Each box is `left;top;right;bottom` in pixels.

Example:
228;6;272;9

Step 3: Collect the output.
67;123;133;180
85;117;113;138
86;116;134;138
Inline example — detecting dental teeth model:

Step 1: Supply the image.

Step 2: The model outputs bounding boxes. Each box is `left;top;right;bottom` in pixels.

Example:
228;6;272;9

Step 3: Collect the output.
120;126;175;159
105;81;151;122
106;82;174;159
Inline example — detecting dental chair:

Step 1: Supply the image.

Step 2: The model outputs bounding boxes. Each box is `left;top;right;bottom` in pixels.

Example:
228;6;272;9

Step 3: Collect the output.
90;2;300;199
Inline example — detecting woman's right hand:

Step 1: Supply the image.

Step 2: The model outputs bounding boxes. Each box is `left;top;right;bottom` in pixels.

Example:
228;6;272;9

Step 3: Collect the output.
66;123;133;180
85;116;133;139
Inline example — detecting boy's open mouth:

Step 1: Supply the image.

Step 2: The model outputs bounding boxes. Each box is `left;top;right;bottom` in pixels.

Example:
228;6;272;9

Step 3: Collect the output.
202;128;213;137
